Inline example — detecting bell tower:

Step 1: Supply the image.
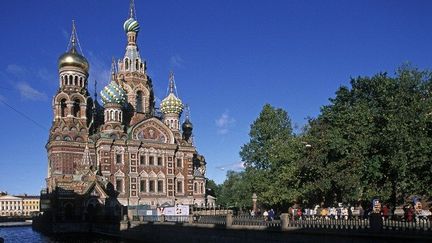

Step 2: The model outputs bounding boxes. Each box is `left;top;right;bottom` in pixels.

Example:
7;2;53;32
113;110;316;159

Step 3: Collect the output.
47;21;92;178
117;0;155;125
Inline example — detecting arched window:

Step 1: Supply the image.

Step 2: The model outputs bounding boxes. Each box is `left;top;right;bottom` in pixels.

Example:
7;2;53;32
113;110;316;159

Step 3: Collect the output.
60;99;67;117
135;59;139;70
114;110;118;122
69;75;73;85
74;76;78;86
125;58;129;70
136;91;143;113
73;99;80;117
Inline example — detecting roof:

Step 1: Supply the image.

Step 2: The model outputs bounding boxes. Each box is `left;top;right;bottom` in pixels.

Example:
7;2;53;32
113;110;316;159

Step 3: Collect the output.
17;195;40;199
0;195;23;200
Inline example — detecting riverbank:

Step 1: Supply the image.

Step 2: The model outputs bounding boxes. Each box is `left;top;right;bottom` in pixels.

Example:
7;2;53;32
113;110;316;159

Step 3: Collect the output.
0;221;32;227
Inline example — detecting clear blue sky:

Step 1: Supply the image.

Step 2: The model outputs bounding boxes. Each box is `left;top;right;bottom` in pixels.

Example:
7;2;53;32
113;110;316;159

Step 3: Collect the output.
1;0;432;195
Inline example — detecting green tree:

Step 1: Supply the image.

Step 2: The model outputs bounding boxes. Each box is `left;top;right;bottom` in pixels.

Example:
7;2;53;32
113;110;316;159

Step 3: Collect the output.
304;66;432;205
216;171;252;209
240;104;304;210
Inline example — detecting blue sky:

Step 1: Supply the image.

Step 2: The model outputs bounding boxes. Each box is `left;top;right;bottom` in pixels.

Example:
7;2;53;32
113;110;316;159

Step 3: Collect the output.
1;0;432;195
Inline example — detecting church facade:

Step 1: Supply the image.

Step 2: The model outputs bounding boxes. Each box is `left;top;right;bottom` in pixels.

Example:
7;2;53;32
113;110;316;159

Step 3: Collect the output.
44;1;207;213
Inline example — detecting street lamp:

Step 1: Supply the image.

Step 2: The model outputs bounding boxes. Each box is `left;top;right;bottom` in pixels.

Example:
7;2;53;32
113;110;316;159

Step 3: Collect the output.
252;193;257;215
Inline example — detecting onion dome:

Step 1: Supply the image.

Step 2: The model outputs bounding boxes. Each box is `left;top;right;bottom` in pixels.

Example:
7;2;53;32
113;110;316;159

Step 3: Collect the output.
160;73;183;115
58;47;89;72
160;93;183;114
100;81;127;106
123;17;140;33
58;21;89;73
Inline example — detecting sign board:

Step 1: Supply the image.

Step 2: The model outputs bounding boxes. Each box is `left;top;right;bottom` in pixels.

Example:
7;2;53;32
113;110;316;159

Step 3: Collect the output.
159;205;189;216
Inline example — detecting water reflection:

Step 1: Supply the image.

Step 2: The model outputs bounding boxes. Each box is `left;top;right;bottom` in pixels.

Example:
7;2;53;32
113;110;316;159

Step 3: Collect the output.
0;226;126;243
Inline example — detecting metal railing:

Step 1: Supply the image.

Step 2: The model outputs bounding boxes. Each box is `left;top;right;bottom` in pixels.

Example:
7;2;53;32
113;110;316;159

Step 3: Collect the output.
132;213;432;233
233;215;281;228
195;215;226;225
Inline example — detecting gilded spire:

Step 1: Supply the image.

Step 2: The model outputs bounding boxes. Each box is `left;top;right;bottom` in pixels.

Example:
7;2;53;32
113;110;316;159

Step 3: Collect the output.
67;20;84;55
169;71;175;94
129;0;136;19
111;57;117;77
69;20;77;53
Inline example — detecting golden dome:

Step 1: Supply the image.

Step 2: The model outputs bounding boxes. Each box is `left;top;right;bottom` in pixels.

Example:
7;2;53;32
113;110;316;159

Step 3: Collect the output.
58;47;89;73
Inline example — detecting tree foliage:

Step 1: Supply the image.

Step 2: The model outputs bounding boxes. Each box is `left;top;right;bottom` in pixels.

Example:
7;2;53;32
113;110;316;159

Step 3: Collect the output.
216;66;432;209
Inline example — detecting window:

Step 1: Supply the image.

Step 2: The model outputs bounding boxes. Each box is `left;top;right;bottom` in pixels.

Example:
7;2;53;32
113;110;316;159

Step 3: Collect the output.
157;157;163;166
60;99;67;117
176;181;183;193
140;180;146;192
116;179;123;192
149;180;155;192
194;183;197;193
73;99;80;117
176;159;182;168
125;58;129;70
116;154;122;164
136;91;143;113
157;180;164;193
140;155;145;165
149;156;154;166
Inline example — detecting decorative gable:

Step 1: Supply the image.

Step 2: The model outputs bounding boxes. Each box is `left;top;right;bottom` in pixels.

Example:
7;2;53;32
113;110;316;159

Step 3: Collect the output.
130;118;175;144
114;169;125;177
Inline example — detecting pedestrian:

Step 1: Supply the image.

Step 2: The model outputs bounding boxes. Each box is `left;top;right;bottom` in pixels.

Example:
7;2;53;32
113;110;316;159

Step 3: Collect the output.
269;209;275;221
263;210;269;221
297;208;303;220
382;205;389;220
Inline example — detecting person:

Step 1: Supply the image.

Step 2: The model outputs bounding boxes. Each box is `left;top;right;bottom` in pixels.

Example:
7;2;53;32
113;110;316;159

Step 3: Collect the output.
297;208;303;220
263;210;269;221
382;205;389;220
406;206;414;222
348;205;353;219
268;209;275;221
321;207;328;219
341;207;348;220
250;209;255;217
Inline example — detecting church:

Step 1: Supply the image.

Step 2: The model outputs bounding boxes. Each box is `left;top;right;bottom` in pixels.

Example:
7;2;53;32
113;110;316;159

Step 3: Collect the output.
43;1;207;219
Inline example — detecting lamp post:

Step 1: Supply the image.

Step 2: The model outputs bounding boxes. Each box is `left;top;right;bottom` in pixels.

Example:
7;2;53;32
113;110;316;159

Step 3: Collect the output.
252;193;257;215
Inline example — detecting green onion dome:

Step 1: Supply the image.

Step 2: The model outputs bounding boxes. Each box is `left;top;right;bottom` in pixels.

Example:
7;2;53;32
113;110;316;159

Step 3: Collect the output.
123;17;140;33
100;81;127;106
58;47;89;73
160;93;183;115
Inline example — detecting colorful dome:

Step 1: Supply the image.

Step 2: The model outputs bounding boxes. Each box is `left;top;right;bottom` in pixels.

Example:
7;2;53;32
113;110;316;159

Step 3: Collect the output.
100;81;127;105
58;47;89;73
123;17;140;33
160;93;183;114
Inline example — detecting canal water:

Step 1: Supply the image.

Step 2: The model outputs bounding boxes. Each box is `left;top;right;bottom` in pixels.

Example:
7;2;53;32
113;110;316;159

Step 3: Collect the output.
0;226;126;243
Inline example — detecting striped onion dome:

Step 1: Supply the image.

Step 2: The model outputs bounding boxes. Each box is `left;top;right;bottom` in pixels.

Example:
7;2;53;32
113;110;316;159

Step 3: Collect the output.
160;93;183;115
100;81;127;106
123;17;140;33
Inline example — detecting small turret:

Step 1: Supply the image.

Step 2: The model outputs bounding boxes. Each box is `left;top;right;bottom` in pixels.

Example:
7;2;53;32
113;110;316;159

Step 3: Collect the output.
182;105;193;141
